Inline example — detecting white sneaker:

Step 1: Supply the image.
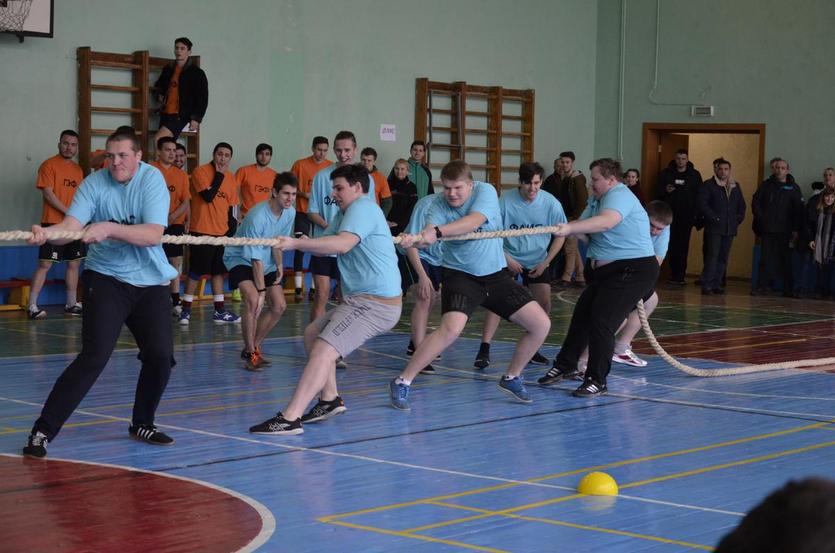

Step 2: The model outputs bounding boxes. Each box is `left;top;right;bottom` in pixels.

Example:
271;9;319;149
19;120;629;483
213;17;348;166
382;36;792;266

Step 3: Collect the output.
612;348;648;367
172;305;183;317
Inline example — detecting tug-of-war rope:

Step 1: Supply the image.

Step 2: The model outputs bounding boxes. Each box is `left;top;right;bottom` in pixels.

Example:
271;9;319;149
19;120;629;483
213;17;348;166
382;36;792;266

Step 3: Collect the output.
3;227;834;377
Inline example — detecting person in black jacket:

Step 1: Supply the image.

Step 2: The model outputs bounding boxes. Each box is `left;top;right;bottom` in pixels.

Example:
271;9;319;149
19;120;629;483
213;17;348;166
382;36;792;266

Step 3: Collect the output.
697;158;746;295
153;37;209;143
657;149;703;284
751;157;804;296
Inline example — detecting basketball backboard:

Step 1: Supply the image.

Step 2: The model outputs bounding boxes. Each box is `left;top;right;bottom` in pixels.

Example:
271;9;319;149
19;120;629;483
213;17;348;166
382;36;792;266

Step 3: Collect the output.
0;0;53;40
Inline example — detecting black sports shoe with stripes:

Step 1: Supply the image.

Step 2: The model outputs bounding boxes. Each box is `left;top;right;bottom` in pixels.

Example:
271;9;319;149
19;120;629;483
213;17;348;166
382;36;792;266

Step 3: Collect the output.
537;362;581;385
300;397;347;423
572;380;608;397
129;424;175;445
249;412;303;435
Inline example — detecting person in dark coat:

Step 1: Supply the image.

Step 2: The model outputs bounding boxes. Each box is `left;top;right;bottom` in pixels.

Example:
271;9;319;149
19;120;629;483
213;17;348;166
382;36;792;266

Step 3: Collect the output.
153;37;209;143
805;183;835;298
697;158;746;295
751;157;804;296
657;149;702;284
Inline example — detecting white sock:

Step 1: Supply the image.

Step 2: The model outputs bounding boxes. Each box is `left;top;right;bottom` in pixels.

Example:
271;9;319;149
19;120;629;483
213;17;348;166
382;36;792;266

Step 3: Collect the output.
294;274;303;288
213;294;224;302
614;342;629;354
502;374;515;381
183;294;195;303
28;303;38;312
396;376;411;386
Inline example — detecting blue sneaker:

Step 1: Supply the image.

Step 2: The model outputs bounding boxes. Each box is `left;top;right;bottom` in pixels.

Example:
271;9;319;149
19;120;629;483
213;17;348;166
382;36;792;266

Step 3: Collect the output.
178;310;191;326
213;310;241;324
389;378;411;411
498;376;532;403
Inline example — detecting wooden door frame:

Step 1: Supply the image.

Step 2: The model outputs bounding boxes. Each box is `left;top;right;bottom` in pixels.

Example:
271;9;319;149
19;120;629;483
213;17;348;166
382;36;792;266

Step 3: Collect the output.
641;122;766;199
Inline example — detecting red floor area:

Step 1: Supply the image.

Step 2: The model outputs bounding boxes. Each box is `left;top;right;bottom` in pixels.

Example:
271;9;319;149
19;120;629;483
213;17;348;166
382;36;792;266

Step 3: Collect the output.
0;456;264;553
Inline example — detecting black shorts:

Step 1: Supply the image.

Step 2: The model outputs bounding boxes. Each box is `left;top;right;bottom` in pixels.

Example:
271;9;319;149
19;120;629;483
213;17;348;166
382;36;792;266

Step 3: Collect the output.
163;224;185;258
639;288;656;304
420;259;442;291
228;265;278;290
187;232;227;277
309;255;340;280
441;267;534;319
38;223;85;262
293;211;312;237
159;113;191;140
520;267;551;286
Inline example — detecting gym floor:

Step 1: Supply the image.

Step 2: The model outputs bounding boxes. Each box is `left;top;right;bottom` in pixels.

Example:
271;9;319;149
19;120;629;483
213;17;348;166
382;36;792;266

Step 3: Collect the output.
1;282;834;552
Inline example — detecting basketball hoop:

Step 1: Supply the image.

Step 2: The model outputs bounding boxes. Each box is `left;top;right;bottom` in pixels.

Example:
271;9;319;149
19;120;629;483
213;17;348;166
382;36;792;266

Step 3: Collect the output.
0;0;33;42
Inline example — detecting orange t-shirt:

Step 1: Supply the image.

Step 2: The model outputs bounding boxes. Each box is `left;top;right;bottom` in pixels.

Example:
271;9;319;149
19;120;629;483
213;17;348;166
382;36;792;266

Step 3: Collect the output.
291;156;332;213
150;161;190;224
90;149;110;170
189;163;239;236
235;164;277;215
163;64;183;115
36;155;84;224
371;170;391;206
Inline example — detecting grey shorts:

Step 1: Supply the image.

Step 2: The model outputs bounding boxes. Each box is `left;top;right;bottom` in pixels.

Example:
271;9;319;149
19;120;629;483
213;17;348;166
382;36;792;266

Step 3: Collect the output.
310;295;402;357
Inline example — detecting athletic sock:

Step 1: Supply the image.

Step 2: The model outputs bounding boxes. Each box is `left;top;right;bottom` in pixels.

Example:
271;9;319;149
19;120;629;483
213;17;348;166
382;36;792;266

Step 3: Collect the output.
66;290;77;307
294;273;303;289
28;303;38;313
171;293;180;307
478;342;490;354
501;374;514;380
613;342;629;354
213;294;225;312
396;376;412;386
182;294;194;312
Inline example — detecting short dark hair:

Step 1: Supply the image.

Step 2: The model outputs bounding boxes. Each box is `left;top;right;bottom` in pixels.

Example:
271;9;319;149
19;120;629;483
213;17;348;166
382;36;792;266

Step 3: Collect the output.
330;163;369;193
559;151;576;161
106;127;140;152
157;136;177;150
213;142;233;156
59;129;78;140
360;147;378;159
175;37;193;50
334;130;356;145
646;200;673;225
770;157;786;166
410;140;426;150
175;143;187;153
715;478;835;553
625;168;640;179
519;162;544;184
675;148;689;156
440;160;473;182
274;171;298;191
714;157;731;169
312;136;329;148
256;143;272;156
589;157;622;180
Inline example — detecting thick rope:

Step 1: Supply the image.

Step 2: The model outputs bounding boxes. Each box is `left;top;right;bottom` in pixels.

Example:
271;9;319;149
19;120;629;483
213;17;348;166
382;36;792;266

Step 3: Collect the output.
2;228;833;377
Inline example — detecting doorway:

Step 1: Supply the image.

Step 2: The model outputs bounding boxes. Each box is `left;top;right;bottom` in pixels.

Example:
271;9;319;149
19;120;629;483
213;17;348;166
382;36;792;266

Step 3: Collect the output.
641;123;766;280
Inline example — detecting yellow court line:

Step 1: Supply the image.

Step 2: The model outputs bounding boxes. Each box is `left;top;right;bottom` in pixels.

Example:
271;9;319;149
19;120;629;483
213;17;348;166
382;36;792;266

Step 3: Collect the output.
423;501;712;551
673;338;806;356
325;519;509;553
321;418;833;522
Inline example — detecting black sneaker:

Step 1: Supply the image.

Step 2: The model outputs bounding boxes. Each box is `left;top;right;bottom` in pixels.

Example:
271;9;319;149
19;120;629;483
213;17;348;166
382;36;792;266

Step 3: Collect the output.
300;397;347;423
420;364;436;374
572;380;608;397
336;357;347;369
129;424;175;446
28;307;47;320
529;351;549;365
249;412;303;435
23;431;48;458
406;340;415;356
474;345;491;369
537;363;580;385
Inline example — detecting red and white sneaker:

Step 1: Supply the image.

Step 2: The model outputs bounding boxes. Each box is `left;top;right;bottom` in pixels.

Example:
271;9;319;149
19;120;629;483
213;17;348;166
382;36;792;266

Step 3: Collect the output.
612;348;647;367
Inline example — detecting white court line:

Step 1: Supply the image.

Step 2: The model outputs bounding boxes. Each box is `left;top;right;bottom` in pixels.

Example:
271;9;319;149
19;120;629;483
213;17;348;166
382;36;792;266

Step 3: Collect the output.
0;394;740;517
0;453;275;553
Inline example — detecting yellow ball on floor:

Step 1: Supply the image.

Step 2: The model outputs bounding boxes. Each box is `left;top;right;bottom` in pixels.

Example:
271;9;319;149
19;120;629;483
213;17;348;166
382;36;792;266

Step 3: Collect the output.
577;471;619;496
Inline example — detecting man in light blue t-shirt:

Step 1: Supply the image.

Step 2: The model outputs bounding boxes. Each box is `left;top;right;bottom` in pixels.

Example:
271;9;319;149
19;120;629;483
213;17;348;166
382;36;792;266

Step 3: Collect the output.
474;162;567;370
537;158;659;398
23;128;177;459
390;160;552;410
223;172;297;372
307;130;375;326
250;164;400;436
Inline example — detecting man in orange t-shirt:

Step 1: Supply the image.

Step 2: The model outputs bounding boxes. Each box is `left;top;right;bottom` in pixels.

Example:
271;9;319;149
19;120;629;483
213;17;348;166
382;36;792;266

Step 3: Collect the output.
28;130;86;320
289;136;332;299
236;143;277;218
179;142;240;325
174;143;187;171
360;147;393;214
150;136;191;313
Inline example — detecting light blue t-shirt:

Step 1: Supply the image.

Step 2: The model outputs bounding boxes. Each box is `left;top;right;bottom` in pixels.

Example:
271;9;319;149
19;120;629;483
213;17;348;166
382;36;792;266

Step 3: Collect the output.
652;225;671;260
223;201;295;274
308;164;376;240
500;188;567;269
399;193;443;266
581;183;655;260
426;181;506;276
67;162;177;286
327;196;401;297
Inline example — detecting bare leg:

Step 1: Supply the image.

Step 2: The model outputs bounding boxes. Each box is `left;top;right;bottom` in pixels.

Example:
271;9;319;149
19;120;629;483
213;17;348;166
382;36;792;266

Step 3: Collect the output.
311;275;330;322
153;126;174;148
409;289;436;348
400;311;468;381
168;256;182;294
505;302;551;377
239;280;259;352
283;338;341;420
29;261;52;307
615;292;658;346
211;274;225;297
481;311;502;344
64;259;81;306
254;286;286;348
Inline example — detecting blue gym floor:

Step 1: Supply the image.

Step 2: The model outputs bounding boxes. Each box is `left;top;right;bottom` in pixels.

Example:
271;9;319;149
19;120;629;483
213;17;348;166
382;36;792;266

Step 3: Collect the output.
1;287;835;552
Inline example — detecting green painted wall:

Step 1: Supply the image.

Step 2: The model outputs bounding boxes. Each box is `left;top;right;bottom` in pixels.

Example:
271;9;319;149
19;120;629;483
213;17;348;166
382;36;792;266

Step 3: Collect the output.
0;0;598;236
595;0;835;193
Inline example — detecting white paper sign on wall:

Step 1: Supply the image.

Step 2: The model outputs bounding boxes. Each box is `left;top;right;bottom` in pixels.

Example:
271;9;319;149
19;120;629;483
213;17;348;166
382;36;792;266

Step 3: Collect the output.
380;124;396;142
